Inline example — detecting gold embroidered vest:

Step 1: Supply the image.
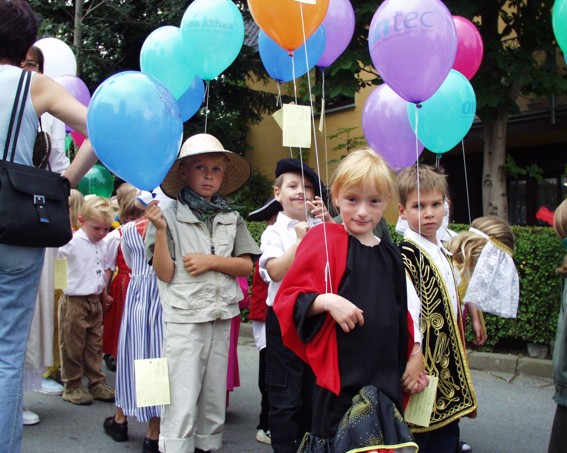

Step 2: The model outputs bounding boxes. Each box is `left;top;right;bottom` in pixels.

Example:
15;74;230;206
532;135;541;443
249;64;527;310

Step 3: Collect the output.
401;239;477;433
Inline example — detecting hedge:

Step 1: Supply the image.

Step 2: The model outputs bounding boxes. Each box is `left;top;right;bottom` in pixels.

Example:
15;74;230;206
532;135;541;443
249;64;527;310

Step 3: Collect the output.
246;221;565;352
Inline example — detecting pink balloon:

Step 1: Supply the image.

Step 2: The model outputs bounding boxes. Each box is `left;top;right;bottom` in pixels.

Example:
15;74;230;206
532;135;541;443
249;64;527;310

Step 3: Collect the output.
452;16;484;80
316;0;355;68
70;130;85;148
362;84;424;171
368;0;457;104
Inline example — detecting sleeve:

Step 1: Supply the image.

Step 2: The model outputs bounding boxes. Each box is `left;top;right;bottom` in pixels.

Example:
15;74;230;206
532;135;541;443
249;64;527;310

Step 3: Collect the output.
232;215;262;261
144;219;175;263
405;275;422;346
259;225;284;275
103;229;121;271
57;237;74;259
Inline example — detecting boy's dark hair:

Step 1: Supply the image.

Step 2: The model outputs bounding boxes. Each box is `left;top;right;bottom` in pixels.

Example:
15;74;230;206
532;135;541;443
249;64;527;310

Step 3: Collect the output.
0;0;40;65
397;164;448;206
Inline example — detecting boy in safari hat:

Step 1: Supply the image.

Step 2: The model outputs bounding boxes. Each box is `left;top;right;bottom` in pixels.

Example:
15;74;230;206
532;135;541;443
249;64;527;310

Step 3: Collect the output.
145;133;261;453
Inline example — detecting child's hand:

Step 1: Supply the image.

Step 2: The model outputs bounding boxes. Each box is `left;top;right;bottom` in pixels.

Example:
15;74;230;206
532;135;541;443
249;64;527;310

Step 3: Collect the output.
324;293;364;333
294;221;309;241
145;201;166;231
182;253;212;276
102;293;113;312
402;347;425;394
307;196;332;222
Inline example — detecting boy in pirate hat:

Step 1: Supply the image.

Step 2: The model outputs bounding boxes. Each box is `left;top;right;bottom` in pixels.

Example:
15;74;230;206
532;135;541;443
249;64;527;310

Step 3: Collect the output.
145;134;261;453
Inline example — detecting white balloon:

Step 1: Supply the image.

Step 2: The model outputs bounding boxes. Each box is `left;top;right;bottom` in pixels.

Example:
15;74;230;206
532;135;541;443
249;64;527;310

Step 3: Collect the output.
34;37;77;77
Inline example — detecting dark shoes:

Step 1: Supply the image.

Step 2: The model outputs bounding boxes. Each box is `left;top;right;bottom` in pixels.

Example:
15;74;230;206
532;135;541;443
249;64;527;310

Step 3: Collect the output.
104;354;117;372
103;416;128;442
143;437;160;453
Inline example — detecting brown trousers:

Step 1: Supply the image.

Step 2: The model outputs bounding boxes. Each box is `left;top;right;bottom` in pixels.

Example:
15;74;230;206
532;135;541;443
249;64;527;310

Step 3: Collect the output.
58;294;106;389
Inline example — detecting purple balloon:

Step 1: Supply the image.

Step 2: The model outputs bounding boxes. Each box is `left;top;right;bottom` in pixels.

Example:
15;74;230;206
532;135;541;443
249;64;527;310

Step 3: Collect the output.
317;0;355;69
368;0;457;104
362;84;424;171
54;75;91;106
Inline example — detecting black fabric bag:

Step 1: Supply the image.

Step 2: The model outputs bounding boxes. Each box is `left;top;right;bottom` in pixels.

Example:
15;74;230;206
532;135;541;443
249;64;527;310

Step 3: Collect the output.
0;70;71;248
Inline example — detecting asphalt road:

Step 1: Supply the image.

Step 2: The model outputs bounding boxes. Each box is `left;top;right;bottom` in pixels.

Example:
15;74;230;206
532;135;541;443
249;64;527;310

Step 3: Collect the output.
22;335;555;453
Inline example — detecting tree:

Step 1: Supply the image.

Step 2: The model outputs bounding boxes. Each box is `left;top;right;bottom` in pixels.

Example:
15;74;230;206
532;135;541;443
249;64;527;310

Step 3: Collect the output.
310;0;567;219
28;0;277;154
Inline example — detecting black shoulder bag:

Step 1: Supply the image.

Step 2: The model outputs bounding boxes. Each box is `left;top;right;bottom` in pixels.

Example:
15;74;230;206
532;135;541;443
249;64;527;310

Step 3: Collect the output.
0;70;72;247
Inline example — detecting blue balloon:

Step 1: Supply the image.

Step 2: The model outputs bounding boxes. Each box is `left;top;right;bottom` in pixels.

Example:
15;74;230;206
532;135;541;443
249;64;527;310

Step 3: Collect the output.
180;0;244;81
140;26;196;100
177;76;205;122
407;70;476;154
87;71;183;191
259;26;326;83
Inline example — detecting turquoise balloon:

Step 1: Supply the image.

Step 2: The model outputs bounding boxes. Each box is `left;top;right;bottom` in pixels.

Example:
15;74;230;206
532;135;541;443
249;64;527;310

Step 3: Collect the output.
140;26;196;100
553;0;567;55
78;164;114;198
407;70;476;154
87;71;183;191
180;0;244;81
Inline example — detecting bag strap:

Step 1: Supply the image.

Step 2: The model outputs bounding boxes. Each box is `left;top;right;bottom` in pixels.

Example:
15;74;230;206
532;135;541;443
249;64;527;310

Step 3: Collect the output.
3;70;32;163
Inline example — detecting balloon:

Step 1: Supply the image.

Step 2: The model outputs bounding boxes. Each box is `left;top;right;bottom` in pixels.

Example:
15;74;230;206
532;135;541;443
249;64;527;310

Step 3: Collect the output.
452;16;484;80
140;26;195;100
87;71;183;191
407;70;476;154
362;84;424;171
34;37;77;78
77;164;114;198
180;0;244;81
368;0;457;104
248;0;329;52
553;0;567;54
70;130;85;148
259;26;326;83
54;75;90;106
317;0;355;68
177;76;205;122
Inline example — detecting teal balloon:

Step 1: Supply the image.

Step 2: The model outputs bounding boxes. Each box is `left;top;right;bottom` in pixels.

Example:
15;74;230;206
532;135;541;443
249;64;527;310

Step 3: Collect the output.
180;0;244;81
87;71;183;191
553;0;567;54
78;164;114;198
407;70;476;154
140;26;196;100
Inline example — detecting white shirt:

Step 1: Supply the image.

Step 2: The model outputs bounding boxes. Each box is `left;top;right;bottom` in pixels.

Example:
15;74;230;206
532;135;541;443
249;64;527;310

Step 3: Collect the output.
404;229;459;342
259;211;321;307
57;229;110;296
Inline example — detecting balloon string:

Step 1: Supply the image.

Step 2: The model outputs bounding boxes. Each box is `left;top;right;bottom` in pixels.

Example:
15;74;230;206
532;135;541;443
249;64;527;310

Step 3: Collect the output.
291;54;298;104
321;69;329;187
461;139;472;224
414;104;423;303
276;83;282;107
204;81;211;134
299;1;332;295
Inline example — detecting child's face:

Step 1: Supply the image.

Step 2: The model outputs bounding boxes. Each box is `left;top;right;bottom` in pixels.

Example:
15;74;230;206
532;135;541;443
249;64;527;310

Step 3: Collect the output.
335;181;388;243
179;154;226;200
274;172;315;221
399;189;445;244
79;215;111;243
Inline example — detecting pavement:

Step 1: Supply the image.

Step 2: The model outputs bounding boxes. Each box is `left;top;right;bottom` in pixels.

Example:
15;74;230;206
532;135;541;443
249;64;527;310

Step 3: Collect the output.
240;322;554;381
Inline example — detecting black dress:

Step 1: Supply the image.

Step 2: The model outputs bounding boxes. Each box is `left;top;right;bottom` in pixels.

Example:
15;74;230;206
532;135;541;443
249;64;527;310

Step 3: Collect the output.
294;235;409;440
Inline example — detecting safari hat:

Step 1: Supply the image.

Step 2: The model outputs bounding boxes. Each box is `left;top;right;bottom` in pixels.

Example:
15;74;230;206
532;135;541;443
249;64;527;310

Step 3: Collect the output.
160;133;251;198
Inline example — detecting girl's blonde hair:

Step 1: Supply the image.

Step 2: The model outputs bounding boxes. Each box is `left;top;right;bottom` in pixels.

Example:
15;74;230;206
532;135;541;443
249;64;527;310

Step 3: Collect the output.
553;199;567;275
79;196;114;225
330;148;394;205
69;189;84;231
118;189;144;224
447;215;515;284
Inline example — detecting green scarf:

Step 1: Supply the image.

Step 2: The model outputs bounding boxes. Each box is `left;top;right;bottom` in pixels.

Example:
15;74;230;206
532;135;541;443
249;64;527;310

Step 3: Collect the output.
179;187;232;221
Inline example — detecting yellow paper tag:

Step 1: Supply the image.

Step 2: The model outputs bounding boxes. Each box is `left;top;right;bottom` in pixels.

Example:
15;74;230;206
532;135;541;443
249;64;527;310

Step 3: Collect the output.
134;358;170;407
54;258;67;290
404;375;438;427
283;104;312;148
272;108;284;130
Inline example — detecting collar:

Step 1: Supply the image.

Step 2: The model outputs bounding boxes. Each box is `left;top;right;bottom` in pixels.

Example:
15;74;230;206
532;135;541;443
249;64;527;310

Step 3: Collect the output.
75;228;96;244
276;211;321;228
404;228;451;257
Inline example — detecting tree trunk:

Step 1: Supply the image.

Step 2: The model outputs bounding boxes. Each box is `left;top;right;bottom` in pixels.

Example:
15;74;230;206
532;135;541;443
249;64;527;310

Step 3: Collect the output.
482;108;509;219
74;0;84;73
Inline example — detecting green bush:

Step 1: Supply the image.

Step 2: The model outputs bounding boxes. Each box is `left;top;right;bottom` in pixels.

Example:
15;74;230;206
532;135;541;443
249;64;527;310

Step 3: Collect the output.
248;221;565;351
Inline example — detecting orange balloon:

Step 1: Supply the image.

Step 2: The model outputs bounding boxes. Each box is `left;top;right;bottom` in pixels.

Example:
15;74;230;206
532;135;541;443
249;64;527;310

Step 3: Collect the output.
248;0;329;52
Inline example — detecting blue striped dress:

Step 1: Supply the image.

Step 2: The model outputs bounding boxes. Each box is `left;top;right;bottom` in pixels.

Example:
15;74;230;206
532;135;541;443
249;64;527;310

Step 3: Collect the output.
115;219;164;421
